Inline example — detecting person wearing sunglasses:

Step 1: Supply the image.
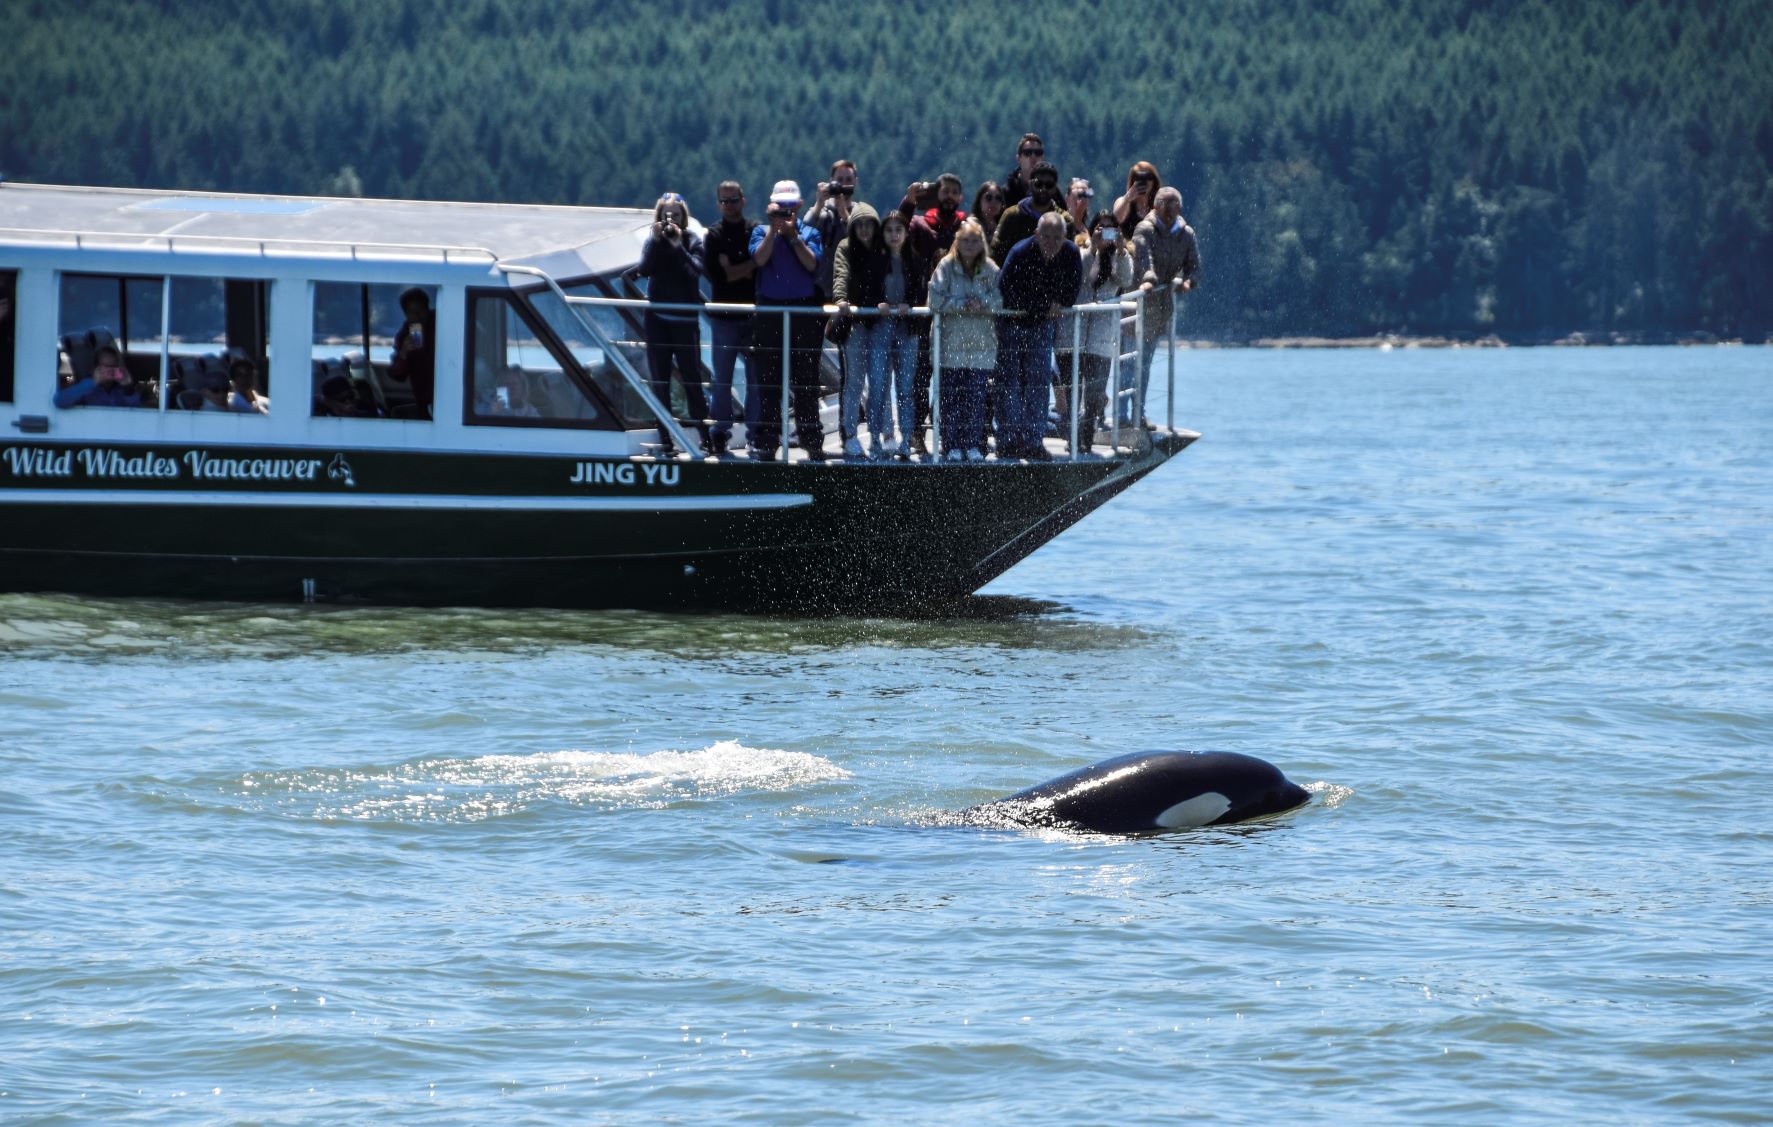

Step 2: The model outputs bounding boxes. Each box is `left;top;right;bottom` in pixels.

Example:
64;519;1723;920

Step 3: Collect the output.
701;180;758;457
1002;133;1046;207
990;160;1078;265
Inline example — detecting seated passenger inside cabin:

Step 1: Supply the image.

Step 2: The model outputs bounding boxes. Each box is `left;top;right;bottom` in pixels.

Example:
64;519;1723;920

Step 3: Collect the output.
313;373;379;417
54;344;143;408
486;367;541;417
196;367;232;411
389;287;436;418
228;357;270;414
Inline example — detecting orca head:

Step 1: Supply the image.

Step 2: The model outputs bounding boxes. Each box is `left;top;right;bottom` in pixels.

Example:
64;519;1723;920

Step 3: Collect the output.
981;750;1311;834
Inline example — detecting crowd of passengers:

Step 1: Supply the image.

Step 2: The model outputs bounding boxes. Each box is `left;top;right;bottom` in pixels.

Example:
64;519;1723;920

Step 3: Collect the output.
633;133;1200;461
53;286;437;420
55;344;271;414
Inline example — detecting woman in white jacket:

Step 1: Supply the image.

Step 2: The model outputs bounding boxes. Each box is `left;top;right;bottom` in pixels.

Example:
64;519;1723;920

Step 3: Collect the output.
926;218;1003;461
1055;211;1133;452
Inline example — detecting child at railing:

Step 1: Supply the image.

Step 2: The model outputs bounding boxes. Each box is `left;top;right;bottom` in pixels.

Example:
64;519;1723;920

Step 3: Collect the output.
926;219;1001;462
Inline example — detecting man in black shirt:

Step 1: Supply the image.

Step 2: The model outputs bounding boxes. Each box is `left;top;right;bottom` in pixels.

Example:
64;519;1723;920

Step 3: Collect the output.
701;180;758;457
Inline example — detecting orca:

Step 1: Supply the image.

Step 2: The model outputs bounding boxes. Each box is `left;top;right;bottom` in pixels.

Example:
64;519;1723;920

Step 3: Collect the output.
971;750;1311;833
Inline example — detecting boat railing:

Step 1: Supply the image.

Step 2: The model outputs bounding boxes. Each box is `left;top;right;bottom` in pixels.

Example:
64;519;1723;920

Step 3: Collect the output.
0;225;499;263
557;288;1185;463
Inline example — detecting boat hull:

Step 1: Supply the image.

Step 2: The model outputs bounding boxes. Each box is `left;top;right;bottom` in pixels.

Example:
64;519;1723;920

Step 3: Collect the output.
0;435;1194;611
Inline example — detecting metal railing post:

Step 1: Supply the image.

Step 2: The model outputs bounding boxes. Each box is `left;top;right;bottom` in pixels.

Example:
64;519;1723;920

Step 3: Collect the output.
931;311;943;459
1069;306;1082;460
779;308;791;461
1134;289;1146;438
1167;292;1176;433
157;276;172;414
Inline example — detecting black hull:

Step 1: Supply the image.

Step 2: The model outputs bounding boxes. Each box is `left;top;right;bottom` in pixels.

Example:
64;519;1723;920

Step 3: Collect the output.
0;435;1194;612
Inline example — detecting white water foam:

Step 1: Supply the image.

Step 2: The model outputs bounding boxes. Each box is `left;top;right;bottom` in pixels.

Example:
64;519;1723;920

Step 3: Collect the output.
240;740;850;822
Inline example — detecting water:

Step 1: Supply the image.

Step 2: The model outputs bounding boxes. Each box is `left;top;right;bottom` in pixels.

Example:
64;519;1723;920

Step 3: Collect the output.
3;346;1769;1124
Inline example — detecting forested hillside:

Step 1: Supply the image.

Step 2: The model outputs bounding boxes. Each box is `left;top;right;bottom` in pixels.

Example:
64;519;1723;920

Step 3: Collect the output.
3;0;1768;340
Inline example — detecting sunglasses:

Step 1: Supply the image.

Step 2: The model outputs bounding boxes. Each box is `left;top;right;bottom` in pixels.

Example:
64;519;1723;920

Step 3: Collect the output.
1020;147;1043;157
718;196;743;204
1072;189;1094;199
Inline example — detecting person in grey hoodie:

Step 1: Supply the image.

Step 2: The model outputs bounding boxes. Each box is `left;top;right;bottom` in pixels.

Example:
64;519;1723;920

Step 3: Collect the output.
831;202;886;458
1127;185;1201;427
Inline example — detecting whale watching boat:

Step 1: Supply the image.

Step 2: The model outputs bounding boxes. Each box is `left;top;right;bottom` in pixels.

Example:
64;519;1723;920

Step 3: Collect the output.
0;181;1196;611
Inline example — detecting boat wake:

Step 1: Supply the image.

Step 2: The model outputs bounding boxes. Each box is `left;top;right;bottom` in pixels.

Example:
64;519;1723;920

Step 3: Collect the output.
226;740;850;823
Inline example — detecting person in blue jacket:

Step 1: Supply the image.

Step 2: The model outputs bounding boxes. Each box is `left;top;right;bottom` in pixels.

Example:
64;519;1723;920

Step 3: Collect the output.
747;180;827;461
995;211;1081;460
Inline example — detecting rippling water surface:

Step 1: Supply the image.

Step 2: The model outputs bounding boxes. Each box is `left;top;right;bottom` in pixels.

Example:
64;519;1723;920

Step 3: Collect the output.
3;346;1769;1124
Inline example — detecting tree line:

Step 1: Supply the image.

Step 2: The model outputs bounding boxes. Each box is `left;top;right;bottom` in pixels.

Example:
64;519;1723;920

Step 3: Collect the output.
2;0;1768;340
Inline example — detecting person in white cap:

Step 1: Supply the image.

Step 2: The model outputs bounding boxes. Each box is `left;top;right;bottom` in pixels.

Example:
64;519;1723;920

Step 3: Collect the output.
747;180;828;461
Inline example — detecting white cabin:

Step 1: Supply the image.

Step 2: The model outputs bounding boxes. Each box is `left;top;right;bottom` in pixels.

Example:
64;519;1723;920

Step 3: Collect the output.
0;181;670;458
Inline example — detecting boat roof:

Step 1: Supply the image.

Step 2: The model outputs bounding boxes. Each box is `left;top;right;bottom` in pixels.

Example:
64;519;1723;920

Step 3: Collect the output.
0;181;651;278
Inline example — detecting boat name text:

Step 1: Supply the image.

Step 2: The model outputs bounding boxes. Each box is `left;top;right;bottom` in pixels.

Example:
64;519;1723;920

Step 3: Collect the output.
3;447;328;483
568;461;680;487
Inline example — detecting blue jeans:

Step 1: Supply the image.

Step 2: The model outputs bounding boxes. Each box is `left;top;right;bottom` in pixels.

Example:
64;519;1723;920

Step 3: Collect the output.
996;318;1054;456
877;318;920;447
842;322;886;444
939;367;990;454
707;315;754;438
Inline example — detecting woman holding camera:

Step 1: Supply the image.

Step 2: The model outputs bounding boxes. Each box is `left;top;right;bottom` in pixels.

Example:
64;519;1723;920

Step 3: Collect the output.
1055;211;1133;452
632;192;711;456
1113;161;1163;234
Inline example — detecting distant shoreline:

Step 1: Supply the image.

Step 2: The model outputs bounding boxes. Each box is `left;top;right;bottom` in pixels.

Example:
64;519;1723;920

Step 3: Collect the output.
1183;332;1769;350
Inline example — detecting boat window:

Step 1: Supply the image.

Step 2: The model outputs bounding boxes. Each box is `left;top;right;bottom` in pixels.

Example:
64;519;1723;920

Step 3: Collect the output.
164;278;272;414
0;270;15;403
56;272;166;409
463;289;618;430
561;277;662;428
311;281;438;420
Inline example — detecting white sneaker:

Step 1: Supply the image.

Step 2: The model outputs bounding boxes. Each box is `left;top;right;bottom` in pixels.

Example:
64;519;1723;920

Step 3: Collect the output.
945;448;964;463
843;437;864;458
966;448;984;463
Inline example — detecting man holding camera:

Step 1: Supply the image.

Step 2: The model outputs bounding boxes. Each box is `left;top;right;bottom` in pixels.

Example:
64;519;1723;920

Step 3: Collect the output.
805;160;858;302
748;180;828;461
891;172;969;455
